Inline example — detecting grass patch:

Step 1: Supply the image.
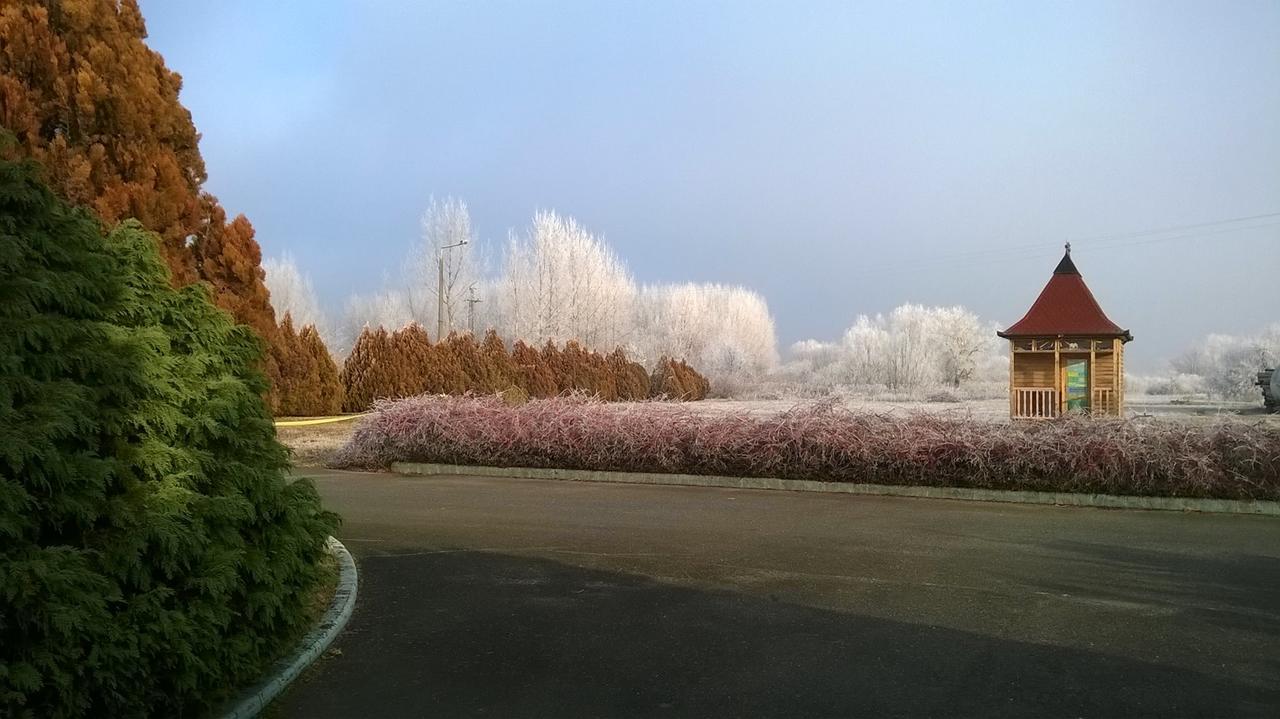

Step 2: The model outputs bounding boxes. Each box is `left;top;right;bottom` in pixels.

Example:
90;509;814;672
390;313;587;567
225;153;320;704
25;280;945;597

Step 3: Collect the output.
278;421;361;466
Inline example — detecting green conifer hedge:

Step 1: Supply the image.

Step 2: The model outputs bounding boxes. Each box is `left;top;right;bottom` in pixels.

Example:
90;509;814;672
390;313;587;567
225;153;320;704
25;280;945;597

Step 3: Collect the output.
0;155;338;718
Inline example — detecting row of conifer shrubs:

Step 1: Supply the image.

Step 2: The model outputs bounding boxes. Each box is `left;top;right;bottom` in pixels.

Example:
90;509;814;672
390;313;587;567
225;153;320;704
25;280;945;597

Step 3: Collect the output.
333;325;710;414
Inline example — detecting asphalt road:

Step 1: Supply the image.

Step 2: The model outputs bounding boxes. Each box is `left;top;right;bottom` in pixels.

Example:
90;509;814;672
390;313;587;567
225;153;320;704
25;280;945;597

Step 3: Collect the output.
277;468;1280;718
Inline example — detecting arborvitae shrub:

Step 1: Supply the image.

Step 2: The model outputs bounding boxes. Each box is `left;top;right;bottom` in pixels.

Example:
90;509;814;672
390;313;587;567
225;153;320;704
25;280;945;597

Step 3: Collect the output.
271;313;303;415
430;334;469;395
561;340;590;393
609;348;650;401
0;1;289;404
0;156;337;718
339;327;371;412
480;330;518;393
337;327;708;410
541;340;568;393
446;333;485;391
513;339;557;398
650;356;680;399
302;323;344;415
650;356;708;400
676;359;711;400
340;326;396;412
391;323;432;397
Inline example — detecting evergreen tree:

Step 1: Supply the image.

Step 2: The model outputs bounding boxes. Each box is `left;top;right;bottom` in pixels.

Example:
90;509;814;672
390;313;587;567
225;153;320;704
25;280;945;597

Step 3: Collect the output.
651;356;701;400
194;202;277;348
270;315;343;417
430;332;469;395
446;333;484;392
541;340;567;394
0;0;283;391
298;323;344;415
512;339;556;398
609;347;649;401
270;313;303;415
391;323;432;397
341;327;394;412
650;358;710;400
480;329;518;393
0;155;336;717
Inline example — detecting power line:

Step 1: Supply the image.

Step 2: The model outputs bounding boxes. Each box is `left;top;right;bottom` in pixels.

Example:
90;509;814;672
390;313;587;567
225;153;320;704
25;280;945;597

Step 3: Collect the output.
843;211;1280;279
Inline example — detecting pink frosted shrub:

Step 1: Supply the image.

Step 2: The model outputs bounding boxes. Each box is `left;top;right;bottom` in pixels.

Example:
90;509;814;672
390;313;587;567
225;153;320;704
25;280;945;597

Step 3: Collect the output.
331;396;1280;500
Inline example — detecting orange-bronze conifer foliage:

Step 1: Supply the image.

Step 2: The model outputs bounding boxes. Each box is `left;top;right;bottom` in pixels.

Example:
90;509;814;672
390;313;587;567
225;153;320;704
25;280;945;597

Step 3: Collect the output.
0;0;289;387
512;339;557;398
337;328;709;411
340;327;393;413
650;357;711;401
271;314;344;417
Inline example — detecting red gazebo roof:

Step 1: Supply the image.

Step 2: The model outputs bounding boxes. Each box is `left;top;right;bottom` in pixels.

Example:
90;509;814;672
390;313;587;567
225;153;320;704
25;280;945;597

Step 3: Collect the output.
998;247;1132;341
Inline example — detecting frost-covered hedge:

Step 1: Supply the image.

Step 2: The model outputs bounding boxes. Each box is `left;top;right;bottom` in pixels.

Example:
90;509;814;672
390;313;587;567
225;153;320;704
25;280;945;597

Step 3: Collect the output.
0;157;337;717
333;395;1280;500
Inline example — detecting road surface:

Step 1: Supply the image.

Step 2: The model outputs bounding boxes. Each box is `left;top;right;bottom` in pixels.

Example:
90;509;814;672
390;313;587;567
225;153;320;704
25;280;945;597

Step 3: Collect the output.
277;468;1280;717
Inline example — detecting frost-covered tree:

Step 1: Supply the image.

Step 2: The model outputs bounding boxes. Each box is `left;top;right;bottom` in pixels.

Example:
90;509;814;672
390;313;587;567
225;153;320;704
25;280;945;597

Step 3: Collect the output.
1169;325;1280;400
332;206;782;390
264;253;329;343
496;211;635;350
335;289;413;360
405;197;479;334
634;283;778;392
931;306;990;387
784;304;1003;394
840;315;892;385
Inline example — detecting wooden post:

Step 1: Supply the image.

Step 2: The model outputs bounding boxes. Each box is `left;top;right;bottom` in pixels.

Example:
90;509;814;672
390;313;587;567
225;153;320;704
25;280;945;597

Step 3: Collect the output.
1053;338;1061;416
1089;339;1096;415
1114;338;1123;416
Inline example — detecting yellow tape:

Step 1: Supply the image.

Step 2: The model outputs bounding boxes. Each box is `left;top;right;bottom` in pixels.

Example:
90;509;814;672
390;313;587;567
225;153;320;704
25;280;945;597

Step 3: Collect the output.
274;413;370;427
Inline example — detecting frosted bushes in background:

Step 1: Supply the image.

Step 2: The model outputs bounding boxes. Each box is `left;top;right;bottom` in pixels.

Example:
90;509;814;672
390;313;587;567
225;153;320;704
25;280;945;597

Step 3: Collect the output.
1137;324;1280;400
778;304;1006;399
332;395;1280;500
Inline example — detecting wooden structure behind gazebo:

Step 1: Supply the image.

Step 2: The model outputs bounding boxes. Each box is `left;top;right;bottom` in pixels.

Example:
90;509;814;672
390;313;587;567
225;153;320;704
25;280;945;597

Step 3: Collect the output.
998;245;1132;418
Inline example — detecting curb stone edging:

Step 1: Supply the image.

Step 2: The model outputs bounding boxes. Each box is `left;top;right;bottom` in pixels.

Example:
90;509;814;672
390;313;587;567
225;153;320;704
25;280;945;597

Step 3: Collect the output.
214;536;358;719
390;462;1280;516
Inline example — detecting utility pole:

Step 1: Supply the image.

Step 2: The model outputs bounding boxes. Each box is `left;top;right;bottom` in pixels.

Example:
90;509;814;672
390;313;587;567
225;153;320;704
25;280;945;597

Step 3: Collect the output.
465;284;482;335
437;239;468;340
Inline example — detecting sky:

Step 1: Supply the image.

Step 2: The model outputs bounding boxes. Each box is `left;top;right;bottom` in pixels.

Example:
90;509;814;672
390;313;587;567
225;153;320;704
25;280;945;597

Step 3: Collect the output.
138;0;1280;371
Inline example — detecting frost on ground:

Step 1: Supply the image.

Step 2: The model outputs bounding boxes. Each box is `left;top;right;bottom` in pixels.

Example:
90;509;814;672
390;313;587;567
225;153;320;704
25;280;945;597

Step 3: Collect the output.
691;395;1275;424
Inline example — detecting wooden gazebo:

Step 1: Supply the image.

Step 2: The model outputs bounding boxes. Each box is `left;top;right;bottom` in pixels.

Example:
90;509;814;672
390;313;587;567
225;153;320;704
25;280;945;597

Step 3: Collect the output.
998;245;1132;418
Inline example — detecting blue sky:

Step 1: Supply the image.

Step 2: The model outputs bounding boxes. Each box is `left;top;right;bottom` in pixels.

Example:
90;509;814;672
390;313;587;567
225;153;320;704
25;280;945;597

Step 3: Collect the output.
139;0;1279;369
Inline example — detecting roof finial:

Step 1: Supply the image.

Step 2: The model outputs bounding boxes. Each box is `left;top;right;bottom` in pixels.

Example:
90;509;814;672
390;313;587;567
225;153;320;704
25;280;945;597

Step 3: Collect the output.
1065;241;1071;255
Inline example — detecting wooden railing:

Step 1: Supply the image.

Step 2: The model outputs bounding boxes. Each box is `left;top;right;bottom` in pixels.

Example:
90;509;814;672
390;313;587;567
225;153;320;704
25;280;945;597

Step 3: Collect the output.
1092;388;1117;416
1013;387;1057;419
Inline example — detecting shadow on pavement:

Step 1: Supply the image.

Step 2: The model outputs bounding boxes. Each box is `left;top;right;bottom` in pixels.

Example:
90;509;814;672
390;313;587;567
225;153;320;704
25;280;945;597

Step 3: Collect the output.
1027;540;1280;639
279;550;1278;718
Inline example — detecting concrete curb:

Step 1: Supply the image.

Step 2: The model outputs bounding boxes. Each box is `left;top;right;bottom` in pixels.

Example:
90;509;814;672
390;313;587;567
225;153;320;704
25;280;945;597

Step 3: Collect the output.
391;462;1280;516
214;536;359;719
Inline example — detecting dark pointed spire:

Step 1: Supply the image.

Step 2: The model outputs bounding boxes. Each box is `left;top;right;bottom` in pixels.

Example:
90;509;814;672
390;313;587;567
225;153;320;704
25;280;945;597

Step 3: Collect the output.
1053;243;1079;275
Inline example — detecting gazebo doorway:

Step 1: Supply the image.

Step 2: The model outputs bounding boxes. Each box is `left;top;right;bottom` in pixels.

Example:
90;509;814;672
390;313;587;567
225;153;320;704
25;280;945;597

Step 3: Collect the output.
1063;358;1089;412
